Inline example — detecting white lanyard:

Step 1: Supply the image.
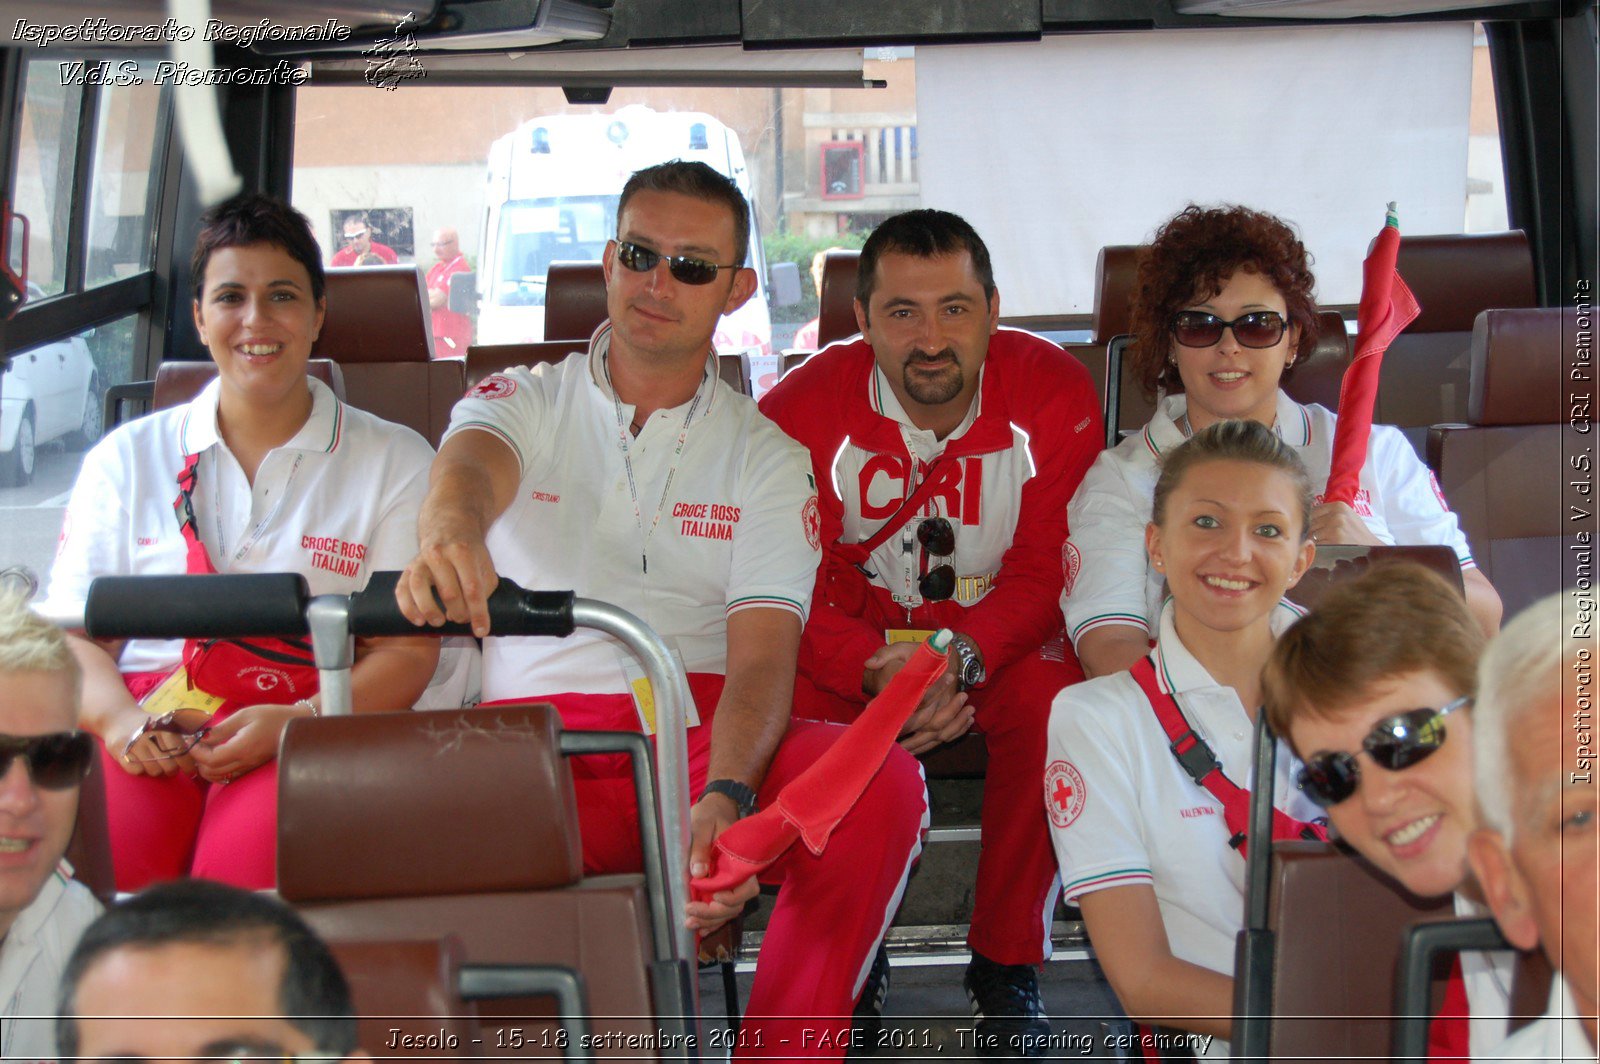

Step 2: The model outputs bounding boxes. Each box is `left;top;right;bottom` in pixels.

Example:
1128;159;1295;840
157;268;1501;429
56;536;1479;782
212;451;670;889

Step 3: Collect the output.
208;447;303;564
602;348;708;574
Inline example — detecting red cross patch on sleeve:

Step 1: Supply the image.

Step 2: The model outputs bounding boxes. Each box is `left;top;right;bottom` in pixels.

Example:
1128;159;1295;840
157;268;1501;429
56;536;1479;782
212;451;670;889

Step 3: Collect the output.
1045;759;1086;829
1062;541;1082;597
469;374;517;400
802;495;821;550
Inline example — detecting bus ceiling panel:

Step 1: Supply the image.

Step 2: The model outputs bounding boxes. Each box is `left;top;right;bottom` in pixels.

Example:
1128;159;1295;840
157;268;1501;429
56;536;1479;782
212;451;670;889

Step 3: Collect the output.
307;43;874;88
1171;0;1565;18
1;1;441;47
740;0;1042;47
252;0;611;58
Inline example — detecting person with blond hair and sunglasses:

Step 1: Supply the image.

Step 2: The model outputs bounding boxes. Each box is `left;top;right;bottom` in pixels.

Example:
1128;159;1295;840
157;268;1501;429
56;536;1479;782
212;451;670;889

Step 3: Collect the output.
1064;205;1501;683
0;591;102;1060
1261;563;1511;1060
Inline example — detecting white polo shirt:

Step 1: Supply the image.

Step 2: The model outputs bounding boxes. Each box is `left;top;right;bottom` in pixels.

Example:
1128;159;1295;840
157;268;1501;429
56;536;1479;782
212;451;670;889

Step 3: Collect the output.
1479;975;1596;1062
1046;604;1322;1057
44;377;435;676
445;331;820;702
0;867;101;1060
1063;390;1477;647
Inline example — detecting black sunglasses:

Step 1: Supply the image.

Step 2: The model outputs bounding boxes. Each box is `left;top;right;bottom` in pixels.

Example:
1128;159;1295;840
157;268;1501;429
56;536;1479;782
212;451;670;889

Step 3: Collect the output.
615;241;738;286
0;732;94;790
1296;695;1471;808
1170;310;1288;349
917;516;956;602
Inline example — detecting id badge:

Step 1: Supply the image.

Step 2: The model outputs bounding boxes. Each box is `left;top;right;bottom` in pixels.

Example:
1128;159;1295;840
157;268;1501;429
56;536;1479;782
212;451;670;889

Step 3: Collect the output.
885;629;937;646
618;643;701;736
138;665;225;720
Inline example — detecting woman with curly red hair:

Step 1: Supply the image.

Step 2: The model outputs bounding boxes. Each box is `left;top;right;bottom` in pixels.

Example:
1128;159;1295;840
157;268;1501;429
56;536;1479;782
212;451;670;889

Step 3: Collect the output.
1063;205;1500;678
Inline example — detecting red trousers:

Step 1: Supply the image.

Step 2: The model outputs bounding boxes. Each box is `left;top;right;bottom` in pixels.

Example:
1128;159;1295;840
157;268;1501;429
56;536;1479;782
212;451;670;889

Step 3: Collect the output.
98;689;278;892
504;674;928;1061
795;643;1080;966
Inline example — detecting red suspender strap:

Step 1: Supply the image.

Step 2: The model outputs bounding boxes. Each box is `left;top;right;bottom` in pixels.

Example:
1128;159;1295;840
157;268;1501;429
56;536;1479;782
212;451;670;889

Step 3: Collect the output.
173;452;218;575
834;455;950;569
1129;657;1327;859
169;452;318;708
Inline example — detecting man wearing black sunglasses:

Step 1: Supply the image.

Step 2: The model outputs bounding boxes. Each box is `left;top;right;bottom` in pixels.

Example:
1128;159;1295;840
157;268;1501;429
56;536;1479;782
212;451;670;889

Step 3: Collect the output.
399;161;926;1059
761;210;1103;1056
0;593;102;1060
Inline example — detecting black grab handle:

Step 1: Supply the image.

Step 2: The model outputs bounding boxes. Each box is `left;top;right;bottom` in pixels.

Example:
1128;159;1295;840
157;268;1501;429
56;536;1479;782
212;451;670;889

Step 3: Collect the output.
349;571;576;638
85;573;311;640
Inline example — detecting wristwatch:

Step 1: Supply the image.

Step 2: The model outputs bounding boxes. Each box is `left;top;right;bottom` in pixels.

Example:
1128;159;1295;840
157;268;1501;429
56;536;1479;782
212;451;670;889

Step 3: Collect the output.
948;633;986;692
701;778;758;819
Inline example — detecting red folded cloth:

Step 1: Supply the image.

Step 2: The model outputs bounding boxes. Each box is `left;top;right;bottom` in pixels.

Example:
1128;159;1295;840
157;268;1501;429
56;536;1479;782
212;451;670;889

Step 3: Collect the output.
690;630;950;899
1325;203;1422;507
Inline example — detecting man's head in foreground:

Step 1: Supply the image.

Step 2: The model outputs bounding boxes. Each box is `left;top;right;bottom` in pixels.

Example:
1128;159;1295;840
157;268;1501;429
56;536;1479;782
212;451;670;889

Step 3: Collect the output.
0;591;88;940
57;879;364;1061
1468;592;1597;1044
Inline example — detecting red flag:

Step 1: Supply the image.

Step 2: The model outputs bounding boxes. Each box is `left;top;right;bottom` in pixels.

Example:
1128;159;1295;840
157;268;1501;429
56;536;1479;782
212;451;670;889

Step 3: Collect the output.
1324;204;1422;507
689;631;950;902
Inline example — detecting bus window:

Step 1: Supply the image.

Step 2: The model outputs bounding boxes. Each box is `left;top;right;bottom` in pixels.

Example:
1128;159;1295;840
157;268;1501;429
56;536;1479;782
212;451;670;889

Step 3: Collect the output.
86;76;163;287
3;57;170;582
1466;23;1510;232
13;61;86;299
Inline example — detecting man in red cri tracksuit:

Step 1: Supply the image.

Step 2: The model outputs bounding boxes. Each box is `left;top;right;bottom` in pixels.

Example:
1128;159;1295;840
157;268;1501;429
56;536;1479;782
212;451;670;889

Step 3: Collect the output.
761;209;1102;1057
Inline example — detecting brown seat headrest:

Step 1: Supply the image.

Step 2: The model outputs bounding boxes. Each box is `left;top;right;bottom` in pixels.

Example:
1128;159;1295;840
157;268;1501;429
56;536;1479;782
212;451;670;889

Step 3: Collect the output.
1281;310;1351;411
463;341;582;390
1093;245;1141;344
153;359;345;411
1468;306;1569;426
544;261;608;341
277;705;583;902
314;267;435;363
817;250;862;348
1395;231;1535;334
327;936;478;1052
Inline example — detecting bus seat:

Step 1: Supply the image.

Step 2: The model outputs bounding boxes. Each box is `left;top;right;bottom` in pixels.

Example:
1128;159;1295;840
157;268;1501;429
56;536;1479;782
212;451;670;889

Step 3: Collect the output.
336;360;464;448
65;753;116;904
276;706;664;1054
1091;245;1139;343
1061;342;1107;426
1103;310;1350;446
1264;841;1455;1062
326;937;480;1056
718;351;752;395
315;266;436;363
1377;231;1536;456
1285;544;1464;614
152;359;345;410
780;350;813;379
816;250;862;348
544;262;608;341
465;341;749;395
464;341;581;391
1427;306;1572;616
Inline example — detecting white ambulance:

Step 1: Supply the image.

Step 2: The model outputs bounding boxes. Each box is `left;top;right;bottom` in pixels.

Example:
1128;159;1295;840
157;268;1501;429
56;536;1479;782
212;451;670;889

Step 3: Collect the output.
474;105;776;357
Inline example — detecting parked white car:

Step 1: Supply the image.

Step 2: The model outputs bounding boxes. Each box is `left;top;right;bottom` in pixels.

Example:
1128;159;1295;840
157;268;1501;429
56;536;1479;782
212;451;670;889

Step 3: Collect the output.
0;289;103;486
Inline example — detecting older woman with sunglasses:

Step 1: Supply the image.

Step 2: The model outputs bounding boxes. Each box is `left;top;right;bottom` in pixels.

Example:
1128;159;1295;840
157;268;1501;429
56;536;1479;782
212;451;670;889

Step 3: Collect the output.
1047;419;1322;1059
1262;563;1511;1060
1064;205;1501;680
41;194;440;893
